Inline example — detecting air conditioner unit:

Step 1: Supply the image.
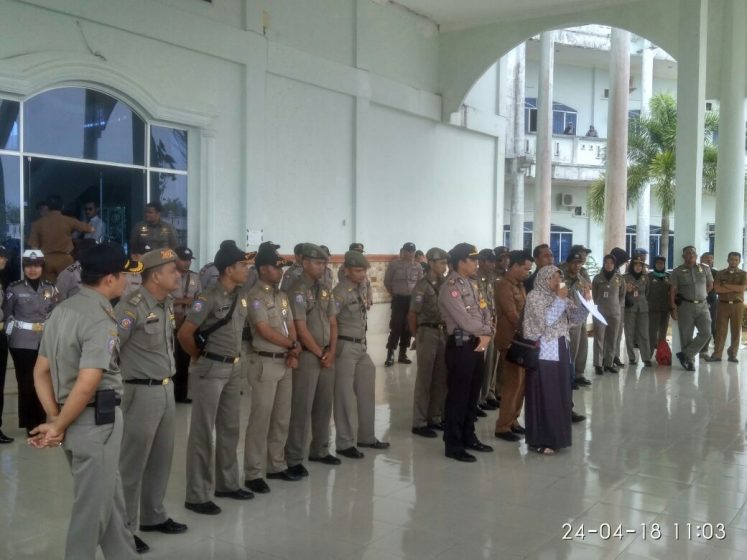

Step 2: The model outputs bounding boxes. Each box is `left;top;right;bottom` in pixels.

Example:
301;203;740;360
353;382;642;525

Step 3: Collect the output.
558;193;575;207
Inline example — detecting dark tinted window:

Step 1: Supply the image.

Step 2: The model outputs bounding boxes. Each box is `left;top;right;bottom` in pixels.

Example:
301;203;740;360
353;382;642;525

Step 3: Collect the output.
0;100;20;151
150;172;187;246
150;126;188;171
0;154;21;285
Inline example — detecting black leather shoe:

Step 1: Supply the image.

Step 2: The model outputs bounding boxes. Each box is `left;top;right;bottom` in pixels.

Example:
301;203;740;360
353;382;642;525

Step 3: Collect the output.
338;446;365;459
475;408;487;418
134;535;150;554
214;488;254;500
445;449;477;462
245;478;271;493
266;469;302;481
467;441;493;452
176;398;193;404
384;350;395;367
684;361;696;372
358;439;390;449
675;351;689;369
397;353;412;364
604;366;619;374
286;464;309;478
628;360;637;366
594;366;604;376
511;424;526;435
613;357;625;367
309;454;341;465
571;411;586;423
427;421;445;431
184;501;221;515
576;377;592;387
729;356;739;363
140;518;188;534
495;431;520;442
642;361;652;367
479;402;497;411
486;398;500;408
0;430;14;444
412;426;438;438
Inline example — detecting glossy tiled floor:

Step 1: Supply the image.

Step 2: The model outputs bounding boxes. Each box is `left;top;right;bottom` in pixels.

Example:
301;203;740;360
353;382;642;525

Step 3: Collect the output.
3;333;747;559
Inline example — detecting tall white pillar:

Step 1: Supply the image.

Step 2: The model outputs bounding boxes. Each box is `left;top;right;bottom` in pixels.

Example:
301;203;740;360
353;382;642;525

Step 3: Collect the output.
603;28;630;253
715;0;746;265
636;41;654;255
508;43;527;251
674;0;708;254
533;31;554;246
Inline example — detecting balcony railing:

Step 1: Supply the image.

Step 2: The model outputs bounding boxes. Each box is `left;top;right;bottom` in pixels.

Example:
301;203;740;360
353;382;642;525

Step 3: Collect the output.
524;133;607;167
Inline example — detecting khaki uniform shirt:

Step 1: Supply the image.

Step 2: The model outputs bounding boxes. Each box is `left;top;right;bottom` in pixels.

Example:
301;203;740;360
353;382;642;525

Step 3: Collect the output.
3;280;58;349
27;210;90;254
715;268;747;302
280;263;304;293
332;277;367;340
623;273;649;312
647;271;671;311
409;276;444;326
122;272;142;298
384;259;423;296
199;263;219;291
38;286;122;402
592;272;625;317
171;270;201;320
55;261;82;301
129;220;177;251
288;274;337;347
670;264;713;302
494;276;526;351
337;267;373;307
246;280;294;353
115;288;176;381
438;271;493;336
187;282;248;357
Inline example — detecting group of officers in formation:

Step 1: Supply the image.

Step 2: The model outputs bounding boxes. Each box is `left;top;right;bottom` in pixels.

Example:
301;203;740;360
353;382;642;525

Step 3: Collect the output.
1;197;744;560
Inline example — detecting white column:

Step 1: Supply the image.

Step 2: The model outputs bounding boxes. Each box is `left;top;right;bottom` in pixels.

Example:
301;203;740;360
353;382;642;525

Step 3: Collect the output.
673;0;708;253
715;0;746;265
533;31;554;246
603;28;630;253
508;43;527;250
636;41;654;254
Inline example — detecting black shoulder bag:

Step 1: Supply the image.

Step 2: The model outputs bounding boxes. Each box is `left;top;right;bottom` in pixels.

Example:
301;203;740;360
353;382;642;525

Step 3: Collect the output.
505;307;540;370
194;294;238;350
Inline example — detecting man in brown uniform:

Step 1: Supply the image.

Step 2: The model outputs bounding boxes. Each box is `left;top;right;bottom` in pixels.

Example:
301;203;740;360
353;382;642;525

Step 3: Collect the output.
27;195;94;282
384;242;423;366
707;252;747;363
129;202;177;252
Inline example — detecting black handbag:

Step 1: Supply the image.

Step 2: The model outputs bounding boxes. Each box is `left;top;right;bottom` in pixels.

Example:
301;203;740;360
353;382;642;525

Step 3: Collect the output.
505;309;540;369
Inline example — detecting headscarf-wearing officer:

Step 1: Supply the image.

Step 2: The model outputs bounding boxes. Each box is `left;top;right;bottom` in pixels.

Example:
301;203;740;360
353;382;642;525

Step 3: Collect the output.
242;245;301;495
476;248;499;413
610;246;631;367
279;243;306;293
3;250;59;433
337;243;374;308
669;246;713;371
177;243;254;515
707;252;747;363
623;257;651;366
647;256;671;359
332;251;389;459
0;245;11;444
438;243;494;462
285;243;339;476
29;242;141;560
564;251;593;387
115;249;187;554
592;254;625;374
129;202;177;252
408;247;449;438
171;246;200;403
384;242;423;366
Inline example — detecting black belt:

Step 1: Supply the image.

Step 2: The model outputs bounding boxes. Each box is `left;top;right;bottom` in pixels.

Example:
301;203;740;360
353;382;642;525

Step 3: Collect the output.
201;351;240;364
256;351;286;359
85;398;121;407
338;335;365;344
679;296;704;304
124;378;172;386
447;334;476;345
419;322;445;329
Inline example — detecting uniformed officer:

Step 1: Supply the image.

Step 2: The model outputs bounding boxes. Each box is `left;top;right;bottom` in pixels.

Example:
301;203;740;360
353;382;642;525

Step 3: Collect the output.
333;250;389;459
27;195;94;282
129;202;177;252
171;246;200;403
408;247;449;438
592;254;625;374
198;240;258;291
647;256;671;359
439;243;494;462
279;243;306;293
122;241;149;299
116;249;187;554
242;245;301;495
707;252;747;363
29;242;140;560
494;246;510;279
0;245;11;444
476;248;499;413
56;260;82;301
285;243;339;476
384;242;423;366
338;243;374;308
320;245;335;289
565;251;592;386
700;252;717;358
610;247;631;367
4;250;58;434
177;242;254;515
623;257;651;366
669;246;713;371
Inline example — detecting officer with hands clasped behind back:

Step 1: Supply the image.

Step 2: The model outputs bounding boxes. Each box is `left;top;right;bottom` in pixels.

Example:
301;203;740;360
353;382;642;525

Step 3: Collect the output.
115;248;188;554
439;243;495;463
177;242;254;515
29;242;142;560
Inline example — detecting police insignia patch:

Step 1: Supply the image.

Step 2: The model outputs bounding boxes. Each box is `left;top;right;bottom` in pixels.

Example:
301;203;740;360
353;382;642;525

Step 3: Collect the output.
252;299;262;310
450;290;459;298
295;294;305;304
119;317;133;330
415;294;423;303
192;301;203;312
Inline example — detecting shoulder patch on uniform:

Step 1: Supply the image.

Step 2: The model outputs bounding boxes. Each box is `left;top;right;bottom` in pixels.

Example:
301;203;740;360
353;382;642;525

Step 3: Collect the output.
295;293;306;304
192;300;203;312
450;290;459;298
9;279;22;287
119;317;133;330
251;299;262;310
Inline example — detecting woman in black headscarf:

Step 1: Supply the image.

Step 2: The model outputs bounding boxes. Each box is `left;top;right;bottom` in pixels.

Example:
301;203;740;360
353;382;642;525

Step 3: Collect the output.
623;258;651;366
591;255;626;375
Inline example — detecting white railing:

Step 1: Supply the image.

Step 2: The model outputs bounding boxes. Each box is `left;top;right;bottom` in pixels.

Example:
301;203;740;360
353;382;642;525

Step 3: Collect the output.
524;133;607;167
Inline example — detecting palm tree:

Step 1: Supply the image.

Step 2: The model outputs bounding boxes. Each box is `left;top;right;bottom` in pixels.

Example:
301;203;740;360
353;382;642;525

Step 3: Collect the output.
587;93;719;264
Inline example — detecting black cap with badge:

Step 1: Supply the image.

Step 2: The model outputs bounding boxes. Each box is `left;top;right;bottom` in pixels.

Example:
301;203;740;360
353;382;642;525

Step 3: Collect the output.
255;244;293;269
82;242;144;276
448;243;479;264
214;242;252;273
175;246;194;261
478;248;497;262
566;251;584;263
402;242;416;252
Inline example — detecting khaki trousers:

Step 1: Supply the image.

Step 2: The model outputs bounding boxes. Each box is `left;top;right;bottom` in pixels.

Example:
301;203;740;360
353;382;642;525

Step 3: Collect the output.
593;314;620;368
411;326;447;428
624;309;650;363
569;323;588;377
480;339;498;403
712;301;744;358
494;354;525;433
243;354;292;480
334;340;376;449
676;301;712;361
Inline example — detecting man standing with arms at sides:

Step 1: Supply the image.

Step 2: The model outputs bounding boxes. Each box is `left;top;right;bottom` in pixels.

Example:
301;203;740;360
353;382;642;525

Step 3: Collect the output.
439;243;494;462
524;244;554;293
27;195;94;282
115;249;188;554
707;252;747;363
338;243;373;309
30;242;142;560
177;243;254;515
285;243;340;476
670;246;713;372
384;242;423;366
700;251;718;358
408;248;449;438
280;243;306;292
171;246;200;403
565;252;593;387
243;244;302;494
130;202;177;252
476;249;499;414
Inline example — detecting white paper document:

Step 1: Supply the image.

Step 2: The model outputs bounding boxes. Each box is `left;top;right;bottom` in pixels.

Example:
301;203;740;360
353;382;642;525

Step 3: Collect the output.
576;291;607;326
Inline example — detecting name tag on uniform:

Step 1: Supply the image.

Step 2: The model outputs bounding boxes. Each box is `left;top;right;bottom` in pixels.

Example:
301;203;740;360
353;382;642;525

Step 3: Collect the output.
146;312;159;324
603;291;609;298
633;291;638;298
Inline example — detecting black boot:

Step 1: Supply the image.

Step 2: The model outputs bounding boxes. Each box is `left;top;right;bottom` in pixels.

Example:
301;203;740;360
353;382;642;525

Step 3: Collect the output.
398;350;412;364
385;350;395;367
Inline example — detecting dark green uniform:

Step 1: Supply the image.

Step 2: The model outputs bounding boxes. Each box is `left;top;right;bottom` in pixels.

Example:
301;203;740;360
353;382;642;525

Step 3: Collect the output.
647;270;671;358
